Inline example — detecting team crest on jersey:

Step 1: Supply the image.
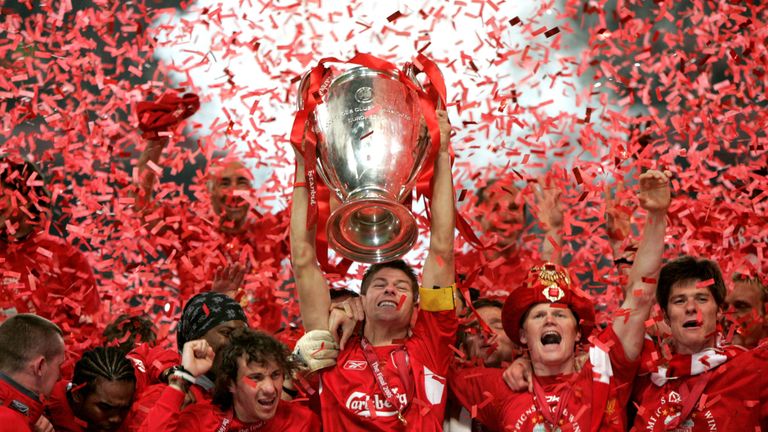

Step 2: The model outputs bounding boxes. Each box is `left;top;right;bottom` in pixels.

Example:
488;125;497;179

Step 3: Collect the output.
667;391;681;403
343;360;368;371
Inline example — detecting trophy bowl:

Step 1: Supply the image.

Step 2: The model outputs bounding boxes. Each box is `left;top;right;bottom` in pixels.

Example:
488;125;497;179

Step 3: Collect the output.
298;65;433;263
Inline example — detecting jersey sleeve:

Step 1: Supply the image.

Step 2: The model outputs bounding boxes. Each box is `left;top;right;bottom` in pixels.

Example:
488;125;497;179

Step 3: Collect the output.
0;407;32;432
591;325;640;387
137;385;187;432
409;286;459;373
447;367;508;431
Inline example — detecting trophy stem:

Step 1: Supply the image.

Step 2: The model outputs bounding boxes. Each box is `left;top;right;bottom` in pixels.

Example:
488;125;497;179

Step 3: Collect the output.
326;197;418;263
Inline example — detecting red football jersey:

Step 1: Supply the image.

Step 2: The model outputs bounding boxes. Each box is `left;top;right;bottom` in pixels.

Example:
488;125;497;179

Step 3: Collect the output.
318;308;458;431
45;380;87;432
631;346;768;431
140;386;319;431
126;344;181;394
450;327;638;432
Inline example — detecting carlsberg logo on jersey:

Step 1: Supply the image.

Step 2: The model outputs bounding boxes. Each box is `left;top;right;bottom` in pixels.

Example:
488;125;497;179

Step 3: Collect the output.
346;390;408;417
344;365;447;419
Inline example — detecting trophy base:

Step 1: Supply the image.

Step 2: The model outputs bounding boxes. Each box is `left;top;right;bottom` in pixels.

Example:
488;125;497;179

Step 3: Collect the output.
326;198;418;264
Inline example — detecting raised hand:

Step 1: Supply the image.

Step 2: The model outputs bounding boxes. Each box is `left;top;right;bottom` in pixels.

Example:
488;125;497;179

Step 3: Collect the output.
212;263;247;298
638;170;672;213
181;339;215;377
329;296;365;350
293;330;339;372
435;109;451;152
605;180;632;241
532;178;564;231
136;91;200;135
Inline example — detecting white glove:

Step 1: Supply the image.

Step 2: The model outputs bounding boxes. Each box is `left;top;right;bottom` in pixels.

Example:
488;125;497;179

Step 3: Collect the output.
293;329;339;372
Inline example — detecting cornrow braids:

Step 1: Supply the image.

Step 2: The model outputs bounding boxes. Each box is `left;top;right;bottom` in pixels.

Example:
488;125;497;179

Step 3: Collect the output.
71;347;136;396
103;314;158;352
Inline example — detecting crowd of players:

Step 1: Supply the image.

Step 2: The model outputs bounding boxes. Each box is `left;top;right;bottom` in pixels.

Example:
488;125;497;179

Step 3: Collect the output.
0;92;766;431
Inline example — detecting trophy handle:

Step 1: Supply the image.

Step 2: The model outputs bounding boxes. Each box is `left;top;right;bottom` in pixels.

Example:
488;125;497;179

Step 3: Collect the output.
403;62;444;110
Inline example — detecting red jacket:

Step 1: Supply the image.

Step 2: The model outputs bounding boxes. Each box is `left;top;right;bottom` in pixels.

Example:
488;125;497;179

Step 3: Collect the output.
0;372;43;430
126;344;180;394
140;385;320;431
44;380;86;431
0;405;32;431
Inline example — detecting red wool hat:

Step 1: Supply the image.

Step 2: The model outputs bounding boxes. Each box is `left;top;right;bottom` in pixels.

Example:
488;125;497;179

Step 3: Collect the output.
501;263;596;344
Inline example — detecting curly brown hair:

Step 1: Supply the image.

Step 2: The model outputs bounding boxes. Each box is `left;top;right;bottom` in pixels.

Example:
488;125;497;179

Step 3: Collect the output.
211;328;297;411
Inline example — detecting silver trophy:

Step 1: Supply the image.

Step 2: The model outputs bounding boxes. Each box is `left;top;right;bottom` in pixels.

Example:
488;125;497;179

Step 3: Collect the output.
298;64;437;263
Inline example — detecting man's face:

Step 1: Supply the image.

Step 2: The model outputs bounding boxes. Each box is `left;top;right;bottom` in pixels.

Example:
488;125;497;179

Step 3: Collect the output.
203;320;247;354
465;306;515;367
361;267;415;329
229;359;283;422
209;161;253;224
477;184;525;246
665;279;720;355
724;280;766;348
74;377;135;432
520;303;579;371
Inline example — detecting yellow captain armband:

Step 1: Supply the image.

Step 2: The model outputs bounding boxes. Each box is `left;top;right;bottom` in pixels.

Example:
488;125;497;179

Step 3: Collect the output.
419;284;456;312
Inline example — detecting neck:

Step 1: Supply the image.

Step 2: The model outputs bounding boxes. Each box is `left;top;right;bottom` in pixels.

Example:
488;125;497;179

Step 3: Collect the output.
363;321;409;346
234;404;263;424
674;338;716;355
532;357;576;377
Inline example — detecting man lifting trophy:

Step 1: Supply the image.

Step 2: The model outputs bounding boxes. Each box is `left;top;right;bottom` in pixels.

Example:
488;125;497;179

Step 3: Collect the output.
293;54;444;263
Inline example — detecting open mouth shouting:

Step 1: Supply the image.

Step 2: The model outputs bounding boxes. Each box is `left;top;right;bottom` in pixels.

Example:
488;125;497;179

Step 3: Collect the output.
540;330;563;346
257;396;277;410
682;319;702;329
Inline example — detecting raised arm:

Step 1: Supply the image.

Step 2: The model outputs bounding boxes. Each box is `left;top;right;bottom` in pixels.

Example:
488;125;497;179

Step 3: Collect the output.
421;110;456;290
136;137;168;209
134;92;199;210
290;150;332;331
612;169;671;360
533;179;564;265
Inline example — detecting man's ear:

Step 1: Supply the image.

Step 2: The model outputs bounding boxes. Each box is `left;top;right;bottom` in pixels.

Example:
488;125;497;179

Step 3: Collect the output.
30;355;46;378
228;379;237;395
70;386;84;404
519;328;527;346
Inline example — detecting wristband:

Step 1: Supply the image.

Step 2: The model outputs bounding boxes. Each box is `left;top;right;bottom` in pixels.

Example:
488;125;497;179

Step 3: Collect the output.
165;365;197;384
172;370;198;384
294;182;307;188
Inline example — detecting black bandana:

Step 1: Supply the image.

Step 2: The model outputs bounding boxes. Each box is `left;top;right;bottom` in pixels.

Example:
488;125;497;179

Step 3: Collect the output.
177;292;247;350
